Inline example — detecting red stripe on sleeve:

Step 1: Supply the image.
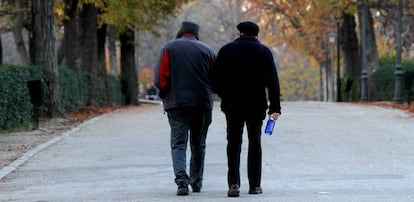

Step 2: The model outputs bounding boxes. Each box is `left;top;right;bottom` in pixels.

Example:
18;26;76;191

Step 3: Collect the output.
159;50;170;91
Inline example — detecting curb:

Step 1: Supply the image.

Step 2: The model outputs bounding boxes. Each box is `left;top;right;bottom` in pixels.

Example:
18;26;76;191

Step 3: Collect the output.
139;99;162;105
0;117;101;181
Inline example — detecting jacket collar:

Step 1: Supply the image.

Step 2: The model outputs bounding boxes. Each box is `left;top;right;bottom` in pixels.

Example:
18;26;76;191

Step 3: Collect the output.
180;33;198;40
235;36;259;42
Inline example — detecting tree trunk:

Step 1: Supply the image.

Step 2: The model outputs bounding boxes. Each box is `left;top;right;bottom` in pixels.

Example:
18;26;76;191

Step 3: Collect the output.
120;29;139;105
358;5;380;100
0;33;2;64
341;13;360;78
57;39;65;65
107;25;118;76
341;13;361;101
320;60;329;102
135;28;140;99
97;23;111;106
32;0;64;117
366;6;379;100
60;0;83;105
58;0;78;66
79;3;99;107
13;0;30;64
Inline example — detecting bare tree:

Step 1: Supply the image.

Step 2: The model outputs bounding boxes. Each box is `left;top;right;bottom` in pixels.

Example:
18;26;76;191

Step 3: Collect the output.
138;0;250;69
376;1;414;59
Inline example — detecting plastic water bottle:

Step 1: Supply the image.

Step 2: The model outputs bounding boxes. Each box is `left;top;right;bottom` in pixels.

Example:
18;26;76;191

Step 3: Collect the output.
264;117;275;135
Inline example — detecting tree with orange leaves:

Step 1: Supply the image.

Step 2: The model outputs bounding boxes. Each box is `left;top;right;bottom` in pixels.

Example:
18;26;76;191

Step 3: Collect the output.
248;0;414;101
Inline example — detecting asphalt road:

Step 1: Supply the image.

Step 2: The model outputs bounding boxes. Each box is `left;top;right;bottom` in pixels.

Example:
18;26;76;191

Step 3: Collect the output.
0;102;414;202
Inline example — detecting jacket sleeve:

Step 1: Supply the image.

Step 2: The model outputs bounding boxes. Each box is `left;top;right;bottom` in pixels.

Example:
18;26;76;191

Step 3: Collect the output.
210;51;223;97
264;49;282;114
154;49;171;99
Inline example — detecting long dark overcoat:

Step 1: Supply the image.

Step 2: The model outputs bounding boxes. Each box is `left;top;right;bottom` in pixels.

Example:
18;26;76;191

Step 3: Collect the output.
211;36;281;119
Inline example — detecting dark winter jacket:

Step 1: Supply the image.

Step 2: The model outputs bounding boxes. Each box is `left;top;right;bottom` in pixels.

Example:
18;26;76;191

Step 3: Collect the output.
154;35;217;110
211;36;281;119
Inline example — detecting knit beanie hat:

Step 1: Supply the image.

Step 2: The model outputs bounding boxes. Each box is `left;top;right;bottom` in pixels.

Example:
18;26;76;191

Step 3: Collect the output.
176;21;200;39
237;21;259;36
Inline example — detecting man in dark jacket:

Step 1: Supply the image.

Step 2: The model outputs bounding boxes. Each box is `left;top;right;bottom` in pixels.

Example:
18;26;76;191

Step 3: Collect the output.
154;21;216;196
211;21;281;197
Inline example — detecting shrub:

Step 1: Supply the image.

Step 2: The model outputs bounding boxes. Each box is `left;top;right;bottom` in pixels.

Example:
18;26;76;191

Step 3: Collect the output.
372;57;395;101
0;65;43;130
341;76;360;102
59;66;82;112
1;64;123;130
371;56;414;102
108;74;124;105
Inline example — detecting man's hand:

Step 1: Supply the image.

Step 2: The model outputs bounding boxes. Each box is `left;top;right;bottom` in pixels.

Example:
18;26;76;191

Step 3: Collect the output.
270;112;280;120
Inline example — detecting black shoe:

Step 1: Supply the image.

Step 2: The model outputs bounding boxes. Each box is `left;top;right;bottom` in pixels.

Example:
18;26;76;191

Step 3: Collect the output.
249;187;263;194
227;184;240;197
177;184;189;196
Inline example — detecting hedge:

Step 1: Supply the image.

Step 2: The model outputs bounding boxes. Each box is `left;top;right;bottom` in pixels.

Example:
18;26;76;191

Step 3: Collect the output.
0;65;42;130
371;56;414;101
0;65;122;131
340;57;414;102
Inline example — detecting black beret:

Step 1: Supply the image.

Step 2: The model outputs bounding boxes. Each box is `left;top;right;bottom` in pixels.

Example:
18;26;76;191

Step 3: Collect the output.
237;21;259;36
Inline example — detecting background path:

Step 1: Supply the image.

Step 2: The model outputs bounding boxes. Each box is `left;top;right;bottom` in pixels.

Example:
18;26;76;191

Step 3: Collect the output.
0;102;413;201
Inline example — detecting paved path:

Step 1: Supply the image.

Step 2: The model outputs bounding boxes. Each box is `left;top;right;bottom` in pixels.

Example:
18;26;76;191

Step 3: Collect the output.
0;102;414;202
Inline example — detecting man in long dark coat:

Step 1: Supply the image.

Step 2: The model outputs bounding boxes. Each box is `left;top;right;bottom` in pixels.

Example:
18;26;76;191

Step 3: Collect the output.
211;21;282;197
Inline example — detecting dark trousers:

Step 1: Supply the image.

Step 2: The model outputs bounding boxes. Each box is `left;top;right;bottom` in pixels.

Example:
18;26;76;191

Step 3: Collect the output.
167;107;212;190
225;114;263;189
